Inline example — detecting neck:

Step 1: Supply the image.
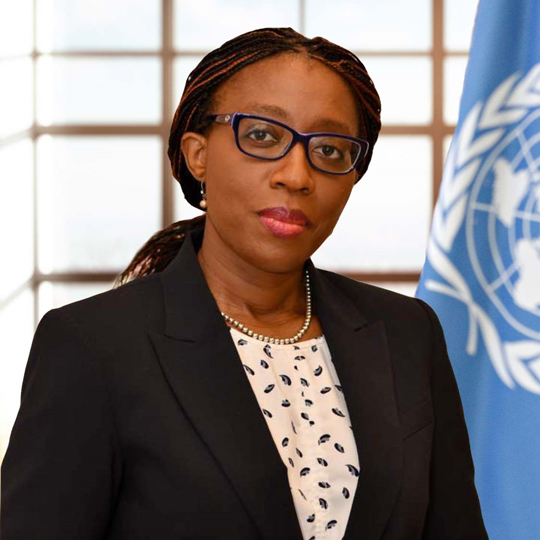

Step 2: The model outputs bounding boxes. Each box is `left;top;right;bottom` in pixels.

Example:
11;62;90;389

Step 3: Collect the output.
197;226;308;332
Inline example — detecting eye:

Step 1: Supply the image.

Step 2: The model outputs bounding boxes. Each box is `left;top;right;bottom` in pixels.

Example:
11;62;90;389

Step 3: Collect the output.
239;120;281;144
247;128;277;142
312;143;344;160
244;125;280;145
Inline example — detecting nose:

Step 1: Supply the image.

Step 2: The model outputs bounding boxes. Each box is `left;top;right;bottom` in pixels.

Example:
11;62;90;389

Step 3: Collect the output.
269;141;315;194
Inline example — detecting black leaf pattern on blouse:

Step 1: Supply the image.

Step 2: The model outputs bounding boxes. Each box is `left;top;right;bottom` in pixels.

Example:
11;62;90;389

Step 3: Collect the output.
313;365;323;376
309;420;315;426
260;359;269;369
320;387;332;394
289;457;294;467
317;457;328;467
343;487;350;499
296;447;303;458
300;467;310;476
326;519;337;530
318;481;331;488
263;344;273;358
292;421;297;434
263;384;275;393
300;378;310;387
262;409;272;418
294;345;300;350
294;365;298;371
319;498;328;509
346;464;360;477
318;434;331;445
334;443;345;453
298;489;307;500
280;374;292;385
281;399;291;407
335;384;343;392
238;339;248;345
301;412;310;421
332;407;346;417
243;364;254;375
294;355;305;361
305;399;314;407
307;514;315;523
311;345;318;352
282;437;289;447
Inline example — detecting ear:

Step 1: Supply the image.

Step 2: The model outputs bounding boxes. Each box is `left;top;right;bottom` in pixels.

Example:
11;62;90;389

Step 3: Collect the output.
180;131;208;182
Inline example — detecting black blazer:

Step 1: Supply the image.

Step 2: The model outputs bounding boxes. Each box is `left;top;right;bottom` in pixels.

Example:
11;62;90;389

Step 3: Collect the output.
1;228;488;540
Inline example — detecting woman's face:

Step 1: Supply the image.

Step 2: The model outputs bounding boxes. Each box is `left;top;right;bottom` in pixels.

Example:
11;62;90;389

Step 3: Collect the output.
183;53;362;274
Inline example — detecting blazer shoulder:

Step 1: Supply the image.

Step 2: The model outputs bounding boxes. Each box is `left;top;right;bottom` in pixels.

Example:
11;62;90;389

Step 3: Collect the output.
61;272;162;317
318;268;428;323
41;273;164;356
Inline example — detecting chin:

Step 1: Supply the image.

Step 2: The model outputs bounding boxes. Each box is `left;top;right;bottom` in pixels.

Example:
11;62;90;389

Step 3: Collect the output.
243;239;314;275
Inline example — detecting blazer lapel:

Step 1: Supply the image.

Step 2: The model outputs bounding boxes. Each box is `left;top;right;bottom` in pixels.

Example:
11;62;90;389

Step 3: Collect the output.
308;264;403;540
148;229;303;540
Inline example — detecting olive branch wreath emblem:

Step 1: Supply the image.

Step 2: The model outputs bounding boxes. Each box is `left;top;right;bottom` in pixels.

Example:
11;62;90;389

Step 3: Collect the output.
425;62;540;395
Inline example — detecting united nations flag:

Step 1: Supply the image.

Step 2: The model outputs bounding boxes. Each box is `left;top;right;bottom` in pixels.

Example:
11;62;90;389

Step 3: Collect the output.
416;1;540;538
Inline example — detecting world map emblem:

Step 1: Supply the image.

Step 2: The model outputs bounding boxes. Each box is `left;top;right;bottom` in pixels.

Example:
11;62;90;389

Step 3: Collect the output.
425;63;540;395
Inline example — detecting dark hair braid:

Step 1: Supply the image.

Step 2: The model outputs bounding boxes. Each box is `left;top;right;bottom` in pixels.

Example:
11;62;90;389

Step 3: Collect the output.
114;27;381;288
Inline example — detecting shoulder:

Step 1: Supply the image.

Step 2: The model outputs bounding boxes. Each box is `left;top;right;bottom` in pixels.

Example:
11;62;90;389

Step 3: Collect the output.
40;272;164;358
317;268;433;325
59;272;163;323
316;268;442;368
318;269;444;406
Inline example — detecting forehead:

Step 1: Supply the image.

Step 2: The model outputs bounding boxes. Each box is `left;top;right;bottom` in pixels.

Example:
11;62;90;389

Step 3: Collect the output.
212;54;360;135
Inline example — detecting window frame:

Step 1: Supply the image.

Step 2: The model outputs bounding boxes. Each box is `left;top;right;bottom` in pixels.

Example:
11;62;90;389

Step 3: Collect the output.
0;0;471;325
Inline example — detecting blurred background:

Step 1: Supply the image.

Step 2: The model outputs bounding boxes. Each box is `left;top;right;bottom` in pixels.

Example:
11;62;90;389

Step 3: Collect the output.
0;0;478;465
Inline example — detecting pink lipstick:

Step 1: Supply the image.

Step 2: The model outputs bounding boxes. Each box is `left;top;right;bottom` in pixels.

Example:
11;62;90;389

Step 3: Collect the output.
257;207;311;238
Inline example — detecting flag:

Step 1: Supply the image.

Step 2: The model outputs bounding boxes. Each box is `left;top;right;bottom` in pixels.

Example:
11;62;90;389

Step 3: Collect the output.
416;1;540;538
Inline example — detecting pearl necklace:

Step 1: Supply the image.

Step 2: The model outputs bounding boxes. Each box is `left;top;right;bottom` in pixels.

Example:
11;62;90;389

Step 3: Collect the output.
220;270;312;345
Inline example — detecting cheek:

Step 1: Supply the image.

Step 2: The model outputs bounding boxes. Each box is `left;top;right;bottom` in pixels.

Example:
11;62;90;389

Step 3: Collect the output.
302;182;354;254
318;181;354;223
204;144;263;218
206;159;260;203
205;139;244;194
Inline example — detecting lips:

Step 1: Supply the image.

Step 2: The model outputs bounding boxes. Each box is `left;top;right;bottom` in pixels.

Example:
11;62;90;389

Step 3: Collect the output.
257;207;311;238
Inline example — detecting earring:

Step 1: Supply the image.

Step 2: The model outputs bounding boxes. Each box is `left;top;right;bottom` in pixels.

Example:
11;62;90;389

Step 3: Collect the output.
199;181;207;210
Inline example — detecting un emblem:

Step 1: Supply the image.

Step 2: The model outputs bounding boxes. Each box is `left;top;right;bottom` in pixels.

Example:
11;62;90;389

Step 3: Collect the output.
426;63;540;394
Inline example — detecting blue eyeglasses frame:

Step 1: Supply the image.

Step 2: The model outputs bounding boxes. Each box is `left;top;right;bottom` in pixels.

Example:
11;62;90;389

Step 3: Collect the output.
206;112;369;176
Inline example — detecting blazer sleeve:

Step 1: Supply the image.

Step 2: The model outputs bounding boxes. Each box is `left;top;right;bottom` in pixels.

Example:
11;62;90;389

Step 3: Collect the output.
415;299;489;540
0;308;122;540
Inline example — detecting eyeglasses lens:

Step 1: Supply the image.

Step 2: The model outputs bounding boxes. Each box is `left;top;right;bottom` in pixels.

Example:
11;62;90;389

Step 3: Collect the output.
308;136;361;174
238;117;292;158
237;117;361;174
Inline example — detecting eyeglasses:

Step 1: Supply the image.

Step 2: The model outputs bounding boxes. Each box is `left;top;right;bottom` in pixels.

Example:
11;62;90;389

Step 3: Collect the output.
206;112;369;176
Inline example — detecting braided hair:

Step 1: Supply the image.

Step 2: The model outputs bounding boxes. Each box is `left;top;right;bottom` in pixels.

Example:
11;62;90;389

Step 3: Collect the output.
114;27;381;288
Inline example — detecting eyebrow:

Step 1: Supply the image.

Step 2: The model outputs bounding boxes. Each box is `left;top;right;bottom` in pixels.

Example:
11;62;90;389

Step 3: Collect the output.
242;103;355;135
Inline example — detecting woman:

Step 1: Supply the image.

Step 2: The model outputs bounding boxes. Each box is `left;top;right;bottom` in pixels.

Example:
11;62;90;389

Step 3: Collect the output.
1;28;488;539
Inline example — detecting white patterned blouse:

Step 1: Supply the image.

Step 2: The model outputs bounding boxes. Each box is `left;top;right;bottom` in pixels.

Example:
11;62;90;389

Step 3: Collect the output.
229;327;360;540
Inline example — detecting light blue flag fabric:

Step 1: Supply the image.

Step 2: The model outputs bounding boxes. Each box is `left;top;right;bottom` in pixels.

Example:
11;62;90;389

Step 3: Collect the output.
416;1;540;539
